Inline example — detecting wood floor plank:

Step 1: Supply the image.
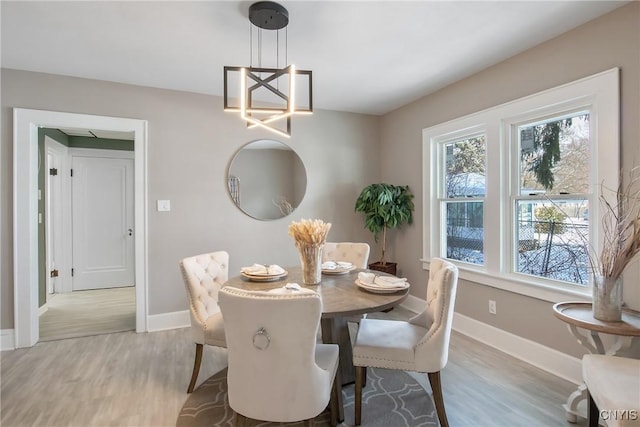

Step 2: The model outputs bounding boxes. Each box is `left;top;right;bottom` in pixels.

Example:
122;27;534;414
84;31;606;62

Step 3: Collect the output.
2;306;587;427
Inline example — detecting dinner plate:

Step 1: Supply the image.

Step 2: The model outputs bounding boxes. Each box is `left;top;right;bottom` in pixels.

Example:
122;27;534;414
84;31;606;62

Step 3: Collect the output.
354;279;409;294
241;271;288;282
322;265;356;275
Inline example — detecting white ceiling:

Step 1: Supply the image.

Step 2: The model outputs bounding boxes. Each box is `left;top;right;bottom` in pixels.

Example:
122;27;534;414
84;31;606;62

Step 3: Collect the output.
1;1;629;116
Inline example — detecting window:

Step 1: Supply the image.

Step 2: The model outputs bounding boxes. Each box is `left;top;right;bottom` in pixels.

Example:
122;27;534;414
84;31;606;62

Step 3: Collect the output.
514;113;590;285
442;135;486;265
423;69;619;301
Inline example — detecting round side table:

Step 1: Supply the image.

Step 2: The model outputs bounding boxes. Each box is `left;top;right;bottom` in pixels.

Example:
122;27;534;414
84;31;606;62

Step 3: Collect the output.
553;302;640;423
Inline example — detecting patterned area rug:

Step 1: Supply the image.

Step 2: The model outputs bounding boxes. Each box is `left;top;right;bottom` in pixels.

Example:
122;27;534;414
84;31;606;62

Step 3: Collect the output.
176;367;437;427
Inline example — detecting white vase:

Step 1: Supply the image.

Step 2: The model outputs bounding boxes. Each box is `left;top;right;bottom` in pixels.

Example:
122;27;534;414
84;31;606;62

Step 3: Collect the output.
592;275;623;322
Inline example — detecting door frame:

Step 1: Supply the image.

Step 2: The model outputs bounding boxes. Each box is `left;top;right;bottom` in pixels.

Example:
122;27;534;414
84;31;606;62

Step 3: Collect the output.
13;108;148;348
44;136;70;297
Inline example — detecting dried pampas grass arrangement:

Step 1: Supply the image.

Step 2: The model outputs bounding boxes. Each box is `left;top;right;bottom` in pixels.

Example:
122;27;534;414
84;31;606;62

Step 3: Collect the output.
288;218;332;245
596;166;640;280
289;219;331;284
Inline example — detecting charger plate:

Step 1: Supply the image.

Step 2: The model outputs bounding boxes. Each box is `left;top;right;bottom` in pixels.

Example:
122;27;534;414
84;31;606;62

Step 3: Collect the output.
241;271;288;282
355;279;409;294
322;265;356;275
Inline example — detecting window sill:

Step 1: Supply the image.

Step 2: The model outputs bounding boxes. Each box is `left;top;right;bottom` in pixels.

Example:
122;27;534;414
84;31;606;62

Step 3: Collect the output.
421;259;592;303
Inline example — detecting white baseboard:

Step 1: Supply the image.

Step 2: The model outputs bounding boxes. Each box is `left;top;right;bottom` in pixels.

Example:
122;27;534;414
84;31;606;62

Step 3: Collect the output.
401;294;582;385
39;304;48;316
1;329;15;351
147;310;190;332
453;312;582;384
400;294;424;314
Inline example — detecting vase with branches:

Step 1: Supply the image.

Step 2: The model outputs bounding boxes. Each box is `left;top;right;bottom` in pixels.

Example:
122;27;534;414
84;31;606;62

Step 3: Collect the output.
589;166;640;321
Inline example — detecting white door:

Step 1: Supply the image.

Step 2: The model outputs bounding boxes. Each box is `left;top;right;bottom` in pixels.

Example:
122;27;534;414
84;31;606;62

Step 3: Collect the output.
72;153;134;291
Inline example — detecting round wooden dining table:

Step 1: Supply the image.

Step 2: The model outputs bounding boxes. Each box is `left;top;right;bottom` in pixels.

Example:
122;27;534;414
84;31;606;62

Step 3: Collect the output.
225;266;410;422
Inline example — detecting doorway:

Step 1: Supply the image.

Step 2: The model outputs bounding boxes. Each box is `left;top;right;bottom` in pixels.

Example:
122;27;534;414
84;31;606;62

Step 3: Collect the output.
13;108;148;348
40;136;136;341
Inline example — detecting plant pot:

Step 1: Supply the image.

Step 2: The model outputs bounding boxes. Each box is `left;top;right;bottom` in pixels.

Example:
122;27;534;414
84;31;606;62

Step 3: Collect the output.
368;262;397;276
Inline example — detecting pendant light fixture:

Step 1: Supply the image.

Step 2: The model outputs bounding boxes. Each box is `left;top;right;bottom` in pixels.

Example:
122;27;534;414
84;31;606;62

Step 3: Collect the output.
223;1;312;138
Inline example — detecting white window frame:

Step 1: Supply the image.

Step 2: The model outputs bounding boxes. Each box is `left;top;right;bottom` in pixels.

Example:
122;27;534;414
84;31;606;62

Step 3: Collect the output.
422;68;619;303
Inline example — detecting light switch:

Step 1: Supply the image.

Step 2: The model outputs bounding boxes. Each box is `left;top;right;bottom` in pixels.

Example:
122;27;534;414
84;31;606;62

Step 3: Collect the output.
157;199;171;212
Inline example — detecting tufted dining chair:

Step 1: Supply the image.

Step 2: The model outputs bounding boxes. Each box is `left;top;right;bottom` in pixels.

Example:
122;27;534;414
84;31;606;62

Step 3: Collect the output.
352;257;459;427
179;251;229;393
323;241;372;326
582;354;640;427
322;242;371;269
219;286;340;427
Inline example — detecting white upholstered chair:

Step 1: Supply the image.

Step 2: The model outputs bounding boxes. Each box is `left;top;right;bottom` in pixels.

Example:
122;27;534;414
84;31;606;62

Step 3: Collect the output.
179;251;229;393
352;257;459;427
583;354;640;427
219;286;340;427
323;242;371;326
322;242;370;269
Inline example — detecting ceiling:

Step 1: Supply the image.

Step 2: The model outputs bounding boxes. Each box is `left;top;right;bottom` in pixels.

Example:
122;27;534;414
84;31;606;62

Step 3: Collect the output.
1;1;629;116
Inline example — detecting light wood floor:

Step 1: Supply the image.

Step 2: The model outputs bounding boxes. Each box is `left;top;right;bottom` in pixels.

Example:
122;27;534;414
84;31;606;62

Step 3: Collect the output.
39;287;136;342
2;306;587;427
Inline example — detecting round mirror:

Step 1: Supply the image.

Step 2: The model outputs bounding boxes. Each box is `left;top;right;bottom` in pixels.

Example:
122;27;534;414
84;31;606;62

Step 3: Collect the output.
227;139;307;220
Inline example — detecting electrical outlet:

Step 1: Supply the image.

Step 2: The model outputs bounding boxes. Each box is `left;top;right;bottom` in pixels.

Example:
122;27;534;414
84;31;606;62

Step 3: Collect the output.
489;299;497;315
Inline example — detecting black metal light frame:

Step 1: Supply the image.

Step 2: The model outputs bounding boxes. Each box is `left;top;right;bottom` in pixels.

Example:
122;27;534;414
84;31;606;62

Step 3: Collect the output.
223;1;313;137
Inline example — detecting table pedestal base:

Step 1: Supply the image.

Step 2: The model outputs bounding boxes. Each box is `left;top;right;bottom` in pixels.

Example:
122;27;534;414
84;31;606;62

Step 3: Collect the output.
321;317;353;423
563;326;637;424
563;383;587;423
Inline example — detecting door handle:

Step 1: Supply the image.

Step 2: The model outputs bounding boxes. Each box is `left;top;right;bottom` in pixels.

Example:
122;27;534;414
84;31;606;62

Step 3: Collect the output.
128;228;133;236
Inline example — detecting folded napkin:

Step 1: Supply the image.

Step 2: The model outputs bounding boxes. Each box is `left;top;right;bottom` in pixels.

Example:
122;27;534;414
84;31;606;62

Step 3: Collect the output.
321;261;354;270
357;272;409;288
267;283;316;295
241;264;285;276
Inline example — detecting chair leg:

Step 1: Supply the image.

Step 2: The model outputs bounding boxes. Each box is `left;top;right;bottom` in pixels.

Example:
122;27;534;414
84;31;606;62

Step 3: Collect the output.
187;343;203;393
363;365;367;387
428;371;449;427
355;366;365;426
587;390;600;427
329;375;340;427
234;412;247;427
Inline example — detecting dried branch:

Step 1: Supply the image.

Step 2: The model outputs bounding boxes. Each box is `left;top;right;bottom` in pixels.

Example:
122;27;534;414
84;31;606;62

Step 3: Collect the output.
598;166;640;279
273;196;293;216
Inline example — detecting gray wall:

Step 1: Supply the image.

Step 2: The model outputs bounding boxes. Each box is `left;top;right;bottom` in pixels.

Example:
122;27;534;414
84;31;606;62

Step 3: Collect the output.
2;3;638;361
1;70;380;328
378;2;640;357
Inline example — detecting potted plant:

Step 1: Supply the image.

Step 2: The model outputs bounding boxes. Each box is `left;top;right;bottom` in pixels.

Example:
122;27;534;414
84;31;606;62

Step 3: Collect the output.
355;183;415;274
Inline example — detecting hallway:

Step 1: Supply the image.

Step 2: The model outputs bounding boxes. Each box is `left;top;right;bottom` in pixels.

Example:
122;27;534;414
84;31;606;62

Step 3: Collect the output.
39;287;135;341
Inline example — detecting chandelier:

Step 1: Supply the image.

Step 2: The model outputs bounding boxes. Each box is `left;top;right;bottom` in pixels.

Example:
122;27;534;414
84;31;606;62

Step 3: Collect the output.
223;1;313;138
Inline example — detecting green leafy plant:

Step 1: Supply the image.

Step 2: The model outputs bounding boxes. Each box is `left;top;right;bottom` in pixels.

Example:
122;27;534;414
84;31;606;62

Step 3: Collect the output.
354;183;415;264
